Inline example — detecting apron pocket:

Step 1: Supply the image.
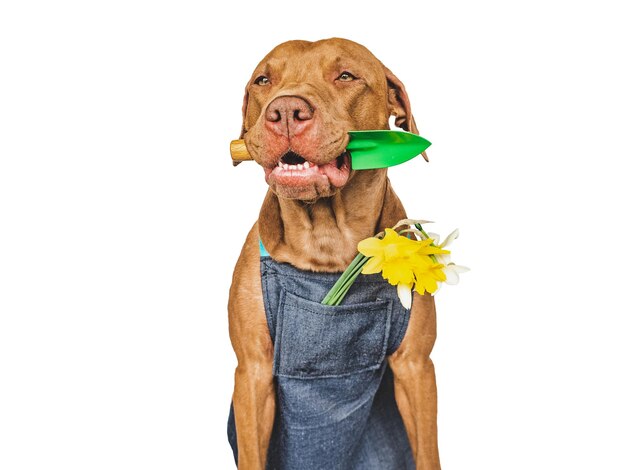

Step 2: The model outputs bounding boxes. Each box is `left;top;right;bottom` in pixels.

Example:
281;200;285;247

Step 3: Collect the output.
274;290;392;378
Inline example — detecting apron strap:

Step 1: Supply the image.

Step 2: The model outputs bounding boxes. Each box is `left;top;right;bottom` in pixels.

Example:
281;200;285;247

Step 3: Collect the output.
259;239;270;258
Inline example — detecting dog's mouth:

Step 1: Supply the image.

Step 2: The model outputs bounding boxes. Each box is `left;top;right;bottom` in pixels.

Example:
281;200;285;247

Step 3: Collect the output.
264;150;351;189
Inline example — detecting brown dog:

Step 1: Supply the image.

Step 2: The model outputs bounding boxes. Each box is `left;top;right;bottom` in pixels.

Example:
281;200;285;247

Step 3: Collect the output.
228;38;440;469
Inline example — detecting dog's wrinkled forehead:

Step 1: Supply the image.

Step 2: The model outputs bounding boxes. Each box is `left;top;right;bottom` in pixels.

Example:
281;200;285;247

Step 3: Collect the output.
249;38;386;89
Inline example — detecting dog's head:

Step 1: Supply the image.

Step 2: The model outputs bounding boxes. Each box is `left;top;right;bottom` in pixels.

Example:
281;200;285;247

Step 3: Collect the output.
240;38;420;201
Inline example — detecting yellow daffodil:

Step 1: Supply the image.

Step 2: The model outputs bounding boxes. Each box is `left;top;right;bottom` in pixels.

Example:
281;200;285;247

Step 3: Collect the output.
357;228;450;308
321;220;468;308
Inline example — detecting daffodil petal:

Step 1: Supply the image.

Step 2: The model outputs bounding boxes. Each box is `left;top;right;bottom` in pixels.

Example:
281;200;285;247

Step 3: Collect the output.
443;267;460;285
438;253;452;265
383;228;401;241
451;264;470;273
357;237;383;257
392;219;434;230
382;259;415;285
433;266;447;282
397;283;413;309
362;256;384;274
421;246;450;255
440;228;460;248
413;281;426;296
423;275;439;294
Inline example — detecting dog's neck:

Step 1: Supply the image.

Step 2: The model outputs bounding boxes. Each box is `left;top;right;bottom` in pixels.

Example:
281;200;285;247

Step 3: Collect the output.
258;169;407;272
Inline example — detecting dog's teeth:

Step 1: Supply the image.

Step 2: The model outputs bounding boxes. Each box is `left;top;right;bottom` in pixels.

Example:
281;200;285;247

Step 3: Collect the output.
289;165;296;170
297;164;303;170
303;162;310;169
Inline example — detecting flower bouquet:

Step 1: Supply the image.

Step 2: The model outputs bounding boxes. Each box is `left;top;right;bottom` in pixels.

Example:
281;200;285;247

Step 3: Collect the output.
322;219;469;308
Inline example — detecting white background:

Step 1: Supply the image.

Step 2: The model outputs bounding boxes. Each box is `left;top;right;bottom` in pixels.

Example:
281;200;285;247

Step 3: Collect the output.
1;1;625;469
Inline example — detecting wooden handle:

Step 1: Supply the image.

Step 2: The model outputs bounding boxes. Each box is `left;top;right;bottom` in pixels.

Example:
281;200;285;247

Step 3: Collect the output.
230;139;253;166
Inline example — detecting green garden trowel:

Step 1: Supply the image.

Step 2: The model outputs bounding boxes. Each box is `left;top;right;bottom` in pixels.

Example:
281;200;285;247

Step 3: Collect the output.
230;130;431;169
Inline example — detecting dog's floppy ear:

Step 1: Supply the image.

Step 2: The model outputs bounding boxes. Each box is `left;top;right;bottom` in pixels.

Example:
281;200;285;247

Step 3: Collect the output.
384;65;418;134
239;88;249;139
384;66;428;161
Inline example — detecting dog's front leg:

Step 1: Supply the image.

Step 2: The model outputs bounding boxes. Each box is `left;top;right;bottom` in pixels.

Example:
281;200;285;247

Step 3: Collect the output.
229;225;275;469
388;293;441;470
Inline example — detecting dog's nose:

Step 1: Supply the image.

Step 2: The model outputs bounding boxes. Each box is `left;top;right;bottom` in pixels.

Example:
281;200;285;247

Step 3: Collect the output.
265;96;314;137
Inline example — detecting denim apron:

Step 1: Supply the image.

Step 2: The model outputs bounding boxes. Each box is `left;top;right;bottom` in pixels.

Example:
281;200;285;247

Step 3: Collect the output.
228;242;415;469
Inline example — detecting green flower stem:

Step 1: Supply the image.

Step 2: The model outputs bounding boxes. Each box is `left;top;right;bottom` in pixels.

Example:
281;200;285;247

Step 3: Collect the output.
325;256;369;305
414;223;428;239
328;255;369;305
321;253;367;305
323;253;364;302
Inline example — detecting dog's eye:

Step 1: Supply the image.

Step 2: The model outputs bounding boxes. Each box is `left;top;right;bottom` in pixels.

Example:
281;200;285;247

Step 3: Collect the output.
254;75;270;86
337;71;356;82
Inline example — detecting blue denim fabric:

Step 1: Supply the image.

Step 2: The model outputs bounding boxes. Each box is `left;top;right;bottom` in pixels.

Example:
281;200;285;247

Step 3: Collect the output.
228;251;414;469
